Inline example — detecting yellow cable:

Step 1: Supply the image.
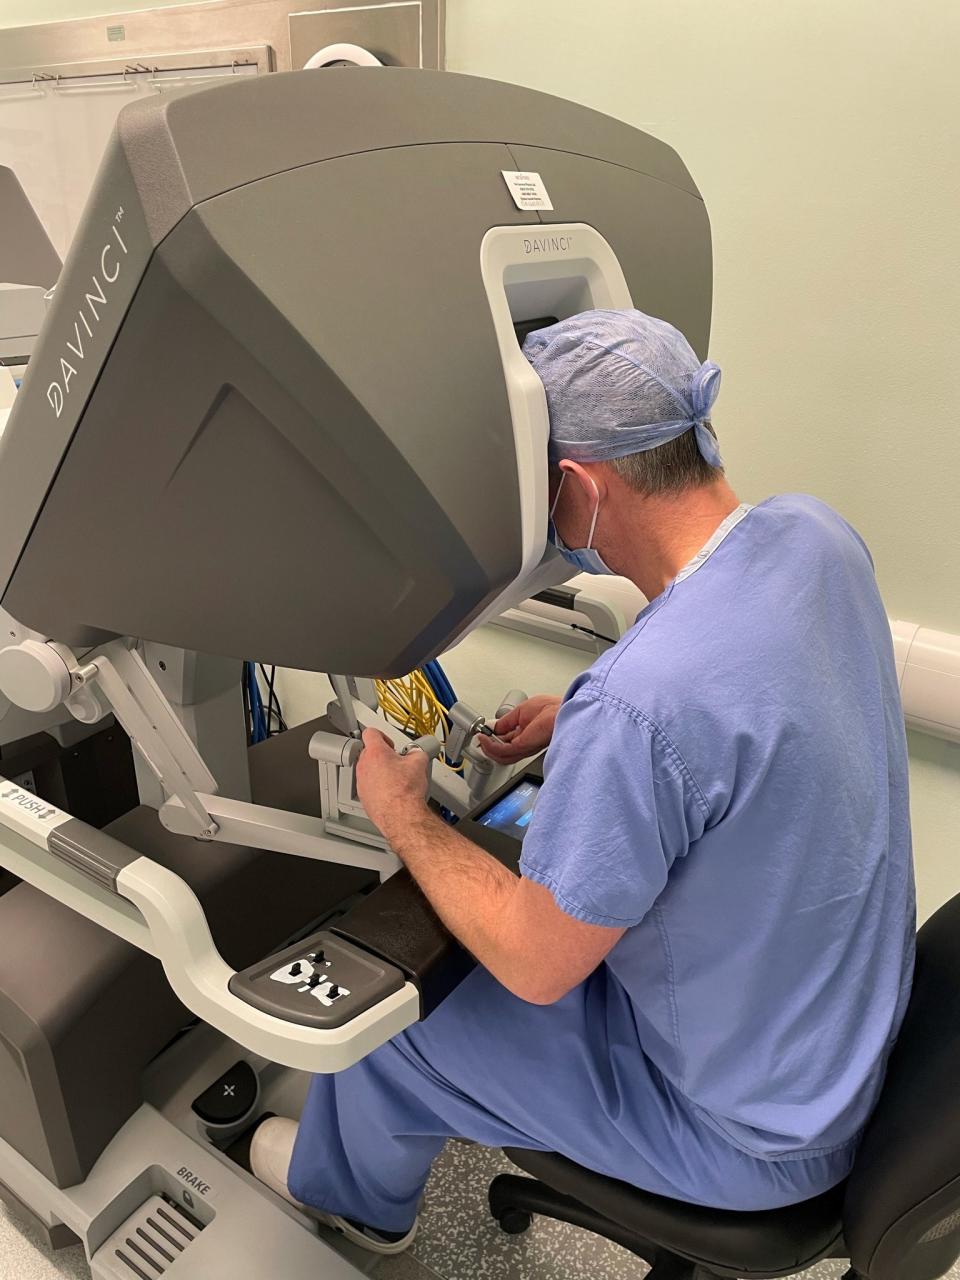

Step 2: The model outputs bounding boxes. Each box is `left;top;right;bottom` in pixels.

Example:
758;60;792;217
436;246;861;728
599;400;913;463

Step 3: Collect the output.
374;669;462;769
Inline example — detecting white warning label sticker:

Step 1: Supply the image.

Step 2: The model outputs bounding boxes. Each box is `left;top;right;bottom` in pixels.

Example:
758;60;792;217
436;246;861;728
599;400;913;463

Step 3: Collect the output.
0;784;59;823
0;781;68;845
501;170;554;212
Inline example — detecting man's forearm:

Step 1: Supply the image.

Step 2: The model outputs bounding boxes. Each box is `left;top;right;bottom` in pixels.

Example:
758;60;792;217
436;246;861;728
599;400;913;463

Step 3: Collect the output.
384;803;527;993
356;730;623;1004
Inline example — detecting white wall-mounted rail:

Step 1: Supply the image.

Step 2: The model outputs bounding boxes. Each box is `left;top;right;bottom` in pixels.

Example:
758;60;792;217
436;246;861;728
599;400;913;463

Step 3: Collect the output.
891;622;960;746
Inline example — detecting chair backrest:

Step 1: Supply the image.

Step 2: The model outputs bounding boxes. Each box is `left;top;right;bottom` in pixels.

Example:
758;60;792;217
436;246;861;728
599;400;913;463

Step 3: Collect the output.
844;892;960;1280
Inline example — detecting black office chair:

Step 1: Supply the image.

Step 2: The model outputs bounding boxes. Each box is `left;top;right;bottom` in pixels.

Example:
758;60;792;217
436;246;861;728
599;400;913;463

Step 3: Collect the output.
489;892;960;1280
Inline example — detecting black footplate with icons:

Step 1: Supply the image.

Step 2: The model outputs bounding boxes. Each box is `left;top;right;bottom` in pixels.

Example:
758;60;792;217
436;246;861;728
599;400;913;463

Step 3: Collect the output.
228;930;406;1029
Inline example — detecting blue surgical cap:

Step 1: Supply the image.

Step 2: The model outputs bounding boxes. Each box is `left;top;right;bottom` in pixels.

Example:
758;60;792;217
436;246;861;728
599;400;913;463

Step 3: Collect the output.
523;308;723;468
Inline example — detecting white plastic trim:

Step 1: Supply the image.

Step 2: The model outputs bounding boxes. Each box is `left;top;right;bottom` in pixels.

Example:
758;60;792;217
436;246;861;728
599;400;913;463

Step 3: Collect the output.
116;857;421;1073
894;622;960;745
474;224;633;630
0;639;72;713
303;42;383;68
0;778;72;843
0;795;149;952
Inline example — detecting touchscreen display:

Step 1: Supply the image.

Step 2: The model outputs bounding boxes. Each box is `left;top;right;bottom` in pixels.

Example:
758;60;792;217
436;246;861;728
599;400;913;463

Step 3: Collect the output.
475;778;542;840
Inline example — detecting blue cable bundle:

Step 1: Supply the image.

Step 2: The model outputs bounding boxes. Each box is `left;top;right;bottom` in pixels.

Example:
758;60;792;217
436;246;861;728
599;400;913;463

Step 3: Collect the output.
422;660;457;713
245;661;268;744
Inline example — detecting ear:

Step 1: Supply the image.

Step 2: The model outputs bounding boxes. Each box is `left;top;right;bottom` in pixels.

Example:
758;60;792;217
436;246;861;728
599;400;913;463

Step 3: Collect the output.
559;460;608;504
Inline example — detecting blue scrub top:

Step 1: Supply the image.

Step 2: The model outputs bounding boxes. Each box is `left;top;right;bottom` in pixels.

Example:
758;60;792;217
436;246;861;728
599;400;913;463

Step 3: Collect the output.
519;494;916;1160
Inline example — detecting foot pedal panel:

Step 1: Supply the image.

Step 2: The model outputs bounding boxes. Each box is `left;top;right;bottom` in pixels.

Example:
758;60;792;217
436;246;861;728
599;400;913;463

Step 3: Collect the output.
94;1195;204;1278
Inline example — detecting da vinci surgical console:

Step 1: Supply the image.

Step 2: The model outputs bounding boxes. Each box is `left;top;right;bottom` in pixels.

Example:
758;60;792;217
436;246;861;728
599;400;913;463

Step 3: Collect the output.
0;68;711;1277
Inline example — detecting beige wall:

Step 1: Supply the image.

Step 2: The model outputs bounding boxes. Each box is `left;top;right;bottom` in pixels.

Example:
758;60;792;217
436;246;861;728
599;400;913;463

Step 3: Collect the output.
446;0;959;920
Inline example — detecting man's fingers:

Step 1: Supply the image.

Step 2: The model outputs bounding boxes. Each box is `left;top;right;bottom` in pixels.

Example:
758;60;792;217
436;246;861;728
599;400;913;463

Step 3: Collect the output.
478;736;529;765
493;706;522;737
510;721;547;750
481;711;555;763
405;747;431;778
362;727;396;753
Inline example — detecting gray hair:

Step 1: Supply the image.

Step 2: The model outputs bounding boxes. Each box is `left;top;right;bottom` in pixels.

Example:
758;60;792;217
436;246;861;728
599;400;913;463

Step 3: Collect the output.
607;424;723;496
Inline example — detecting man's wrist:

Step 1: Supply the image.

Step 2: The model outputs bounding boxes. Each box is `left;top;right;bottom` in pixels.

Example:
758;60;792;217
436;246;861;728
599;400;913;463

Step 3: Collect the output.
382;799;441;858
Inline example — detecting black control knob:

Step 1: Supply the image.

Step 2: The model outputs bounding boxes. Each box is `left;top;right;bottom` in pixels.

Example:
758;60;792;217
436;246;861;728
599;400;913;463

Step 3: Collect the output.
312;950;325;965
308;974;323;989
290;962;303;977
328;984;341;999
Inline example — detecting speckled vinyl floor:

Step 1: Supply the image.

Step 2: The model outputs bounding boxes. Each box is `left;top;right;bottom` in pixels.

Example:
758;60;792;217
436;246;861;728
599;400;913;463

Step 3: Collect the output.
376;1142;960;1280
3;1140;960;1280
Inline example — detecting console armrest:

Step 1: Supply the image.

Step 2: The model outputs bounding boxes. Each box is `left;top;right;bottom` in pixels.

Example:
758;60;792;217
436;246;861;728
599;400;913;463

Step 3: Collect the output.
48;820;139;891
333;761;541;1017
0;777;420;1072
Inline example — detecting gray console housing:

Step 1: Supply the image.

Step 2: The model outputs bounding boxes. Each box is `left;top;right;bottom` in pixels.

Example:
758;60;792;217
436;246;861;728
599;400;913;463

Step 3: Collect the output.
0;720;375;1189
0;68;711;677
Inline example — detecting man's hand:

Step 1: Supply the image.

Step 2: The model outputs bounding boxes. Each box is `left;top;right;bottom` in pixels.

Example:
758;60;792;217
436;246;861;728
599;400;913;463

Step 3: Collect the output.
358;726;624;1006
355;728;430;841
478;694;562;765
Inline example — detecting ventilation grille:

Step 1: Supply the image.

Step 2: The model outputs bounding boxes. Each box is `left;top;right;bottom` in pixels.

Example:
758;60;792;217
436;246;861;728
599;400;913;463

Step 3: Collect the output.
919;1207;960;1244
98;1195;204;1278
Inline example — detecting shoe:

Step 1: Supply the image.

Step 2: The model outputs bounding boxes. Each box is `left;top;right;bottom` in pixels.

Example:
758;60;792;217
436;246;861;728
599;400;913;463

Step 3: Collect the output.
249;1116;418;1256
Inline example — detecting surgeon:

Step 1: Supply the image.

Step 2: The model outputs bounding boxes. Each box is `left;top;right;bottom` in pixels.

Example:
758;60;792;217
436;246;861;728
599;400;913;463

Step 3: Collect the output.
250;309;915;1254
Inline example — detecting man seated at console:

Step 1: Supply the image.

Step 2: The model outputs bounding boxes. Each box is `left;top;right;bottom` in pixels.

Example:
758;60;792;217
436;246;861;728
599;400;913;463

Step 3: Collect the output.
250;309;915;1254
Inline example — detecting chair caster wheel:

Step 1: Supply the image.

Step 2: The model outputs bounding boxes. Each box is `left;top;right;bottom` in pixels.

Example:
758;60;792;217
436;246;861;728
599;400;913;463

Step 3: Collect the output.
497;1208;532;1235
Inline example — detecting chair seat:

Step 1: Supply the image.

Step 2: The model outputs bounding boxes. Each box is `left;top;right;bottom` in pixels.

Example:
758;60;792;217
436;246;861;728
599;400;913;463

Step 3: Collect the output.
504;1148;845;1276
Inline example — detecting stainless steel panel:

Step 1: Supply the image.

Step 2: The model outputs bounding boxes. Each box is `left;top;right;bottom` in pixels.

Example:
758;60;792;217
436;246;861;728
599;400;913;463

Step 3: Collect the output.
0;0;442;77
0;167;60;285
290;3;422;69
0;45;271;87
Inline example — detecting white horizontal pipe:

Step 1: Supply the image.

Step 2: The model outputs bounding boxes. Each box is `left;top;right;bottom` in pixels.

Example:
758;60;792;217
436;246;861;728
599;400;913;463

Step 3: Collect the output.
892;622;960;746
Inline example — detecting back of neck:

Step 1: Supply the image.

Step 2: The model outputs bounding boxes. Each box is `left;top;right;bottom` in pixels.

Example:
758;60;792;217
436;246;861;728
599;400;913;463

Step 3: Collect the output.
614;479;742;600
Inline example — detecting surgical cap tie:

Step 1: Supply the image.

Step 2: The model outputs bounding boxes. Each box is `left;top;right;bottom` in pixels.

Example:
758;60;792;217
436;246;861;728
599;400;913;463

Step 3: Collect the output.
523;308;724;470
688;361;723;468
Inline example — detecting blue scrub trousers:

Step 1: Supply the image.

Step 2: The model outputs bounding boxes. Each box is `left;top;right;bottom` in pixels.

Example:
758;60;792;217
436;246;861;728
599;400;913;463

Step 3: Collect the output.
288;966;855;1232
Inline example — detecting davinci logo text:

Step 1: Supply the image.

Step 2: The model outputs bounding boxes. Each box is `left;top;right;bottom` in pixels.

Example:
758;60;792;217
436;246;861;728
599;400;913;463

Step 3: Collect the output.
47;208;129;419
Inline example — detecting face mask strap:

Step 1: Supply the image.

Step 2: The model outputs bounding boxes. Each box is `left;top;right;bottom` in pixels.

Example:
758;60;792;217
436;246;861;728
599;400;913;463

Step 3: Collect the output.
550;468;602;551
549;471;566;521
584;473;602;550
